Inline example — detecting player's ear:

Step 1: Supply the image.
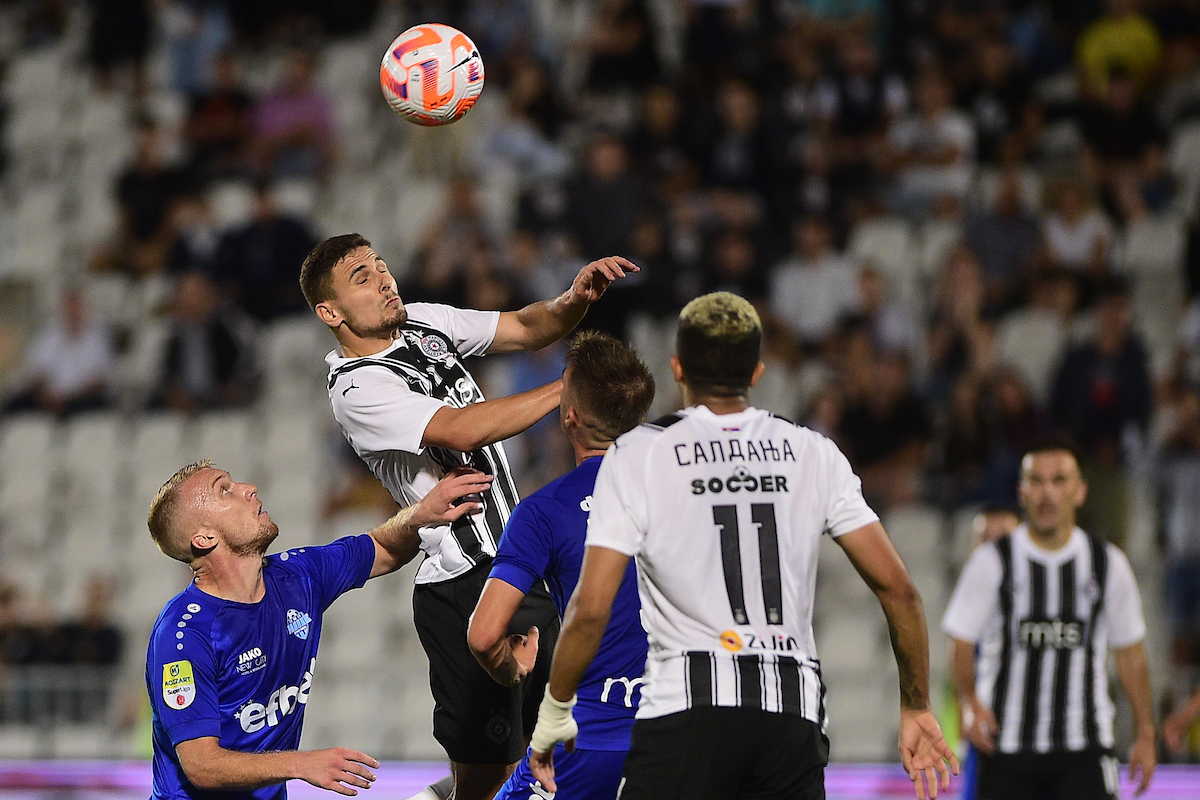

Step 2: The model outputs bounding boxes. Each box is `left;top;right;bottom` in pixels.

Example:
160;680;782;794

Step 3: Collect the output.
190;528;219;556
670;356;684;384
314;301;342;329
1073;478;1088;509
749;360;766;388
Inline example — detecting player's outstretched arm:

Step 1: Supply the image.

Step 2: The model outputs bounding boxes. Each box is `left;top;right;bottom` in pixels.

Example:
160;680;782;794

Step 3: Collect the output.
1114;642;1157;795
949;637;997;755
529;545;630;793
369;468;494;578
836;521;958;800
422;381;561;453
488;256;639;353
176;737;379;796
467;577;539;686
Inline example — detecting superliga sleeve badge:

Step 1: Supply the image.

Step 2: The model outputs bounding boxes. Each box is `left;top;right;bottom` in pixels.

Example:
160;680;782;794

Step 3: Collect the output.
163;660;197;709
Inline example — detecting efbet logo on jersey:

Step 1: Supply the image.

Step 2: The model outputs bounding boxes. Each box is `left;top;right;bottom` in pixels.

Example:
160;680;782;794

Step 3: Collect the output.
237;657;316;733
163;660;196;709
286;609;312;640
237;647;268;675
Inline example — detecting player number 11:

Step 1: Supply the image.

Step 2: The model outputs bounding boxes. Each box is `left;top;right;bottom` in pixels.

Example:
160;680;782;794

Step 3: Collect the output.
712;503;784;626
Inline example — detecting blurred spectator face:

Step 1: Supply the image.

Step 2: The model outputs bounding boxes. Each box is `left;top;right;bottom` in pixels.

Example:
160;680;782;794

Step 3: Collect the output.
1053;181;1088;219
916;73;951;117
82;576;115;625
448;177;479;217
586;137;628;183
972;508;1020;546
631;216;663;257
508;58;548;115
212;52;241;90
994;172;1024;217
950;374;981;421
717;80;759;134
941;246;984;314
134;122;161;168
282;52;317;93
874;353;910;402
507;229;541;275
251;185;277;221
713;231;755;279
643;84;681;137
858;267;884;314
174;272;219;323
62;290;87;337
1104;71;1140;113
977;39;1014;86
839;36;878;77
994;369;1033;416
795;217;833;260
1095;290;1132;350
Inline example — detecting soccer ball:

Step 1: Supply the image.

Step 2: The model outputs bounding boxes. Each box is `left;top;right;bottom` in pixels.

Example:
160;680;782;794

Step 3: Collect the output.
380;23;485;126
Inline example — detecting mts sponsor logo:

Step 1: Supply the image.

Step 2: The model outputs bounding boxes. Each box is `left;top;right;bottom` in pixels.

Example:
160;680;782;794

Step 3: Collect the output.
237;658;315;733
1018;618;1083;650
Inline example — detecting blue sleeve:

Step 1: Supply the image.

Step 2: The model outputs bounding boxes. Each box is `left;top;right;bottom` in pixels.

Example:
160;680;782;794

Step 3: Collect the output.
148;617;221;746
276;535;376;612
490;499;554;596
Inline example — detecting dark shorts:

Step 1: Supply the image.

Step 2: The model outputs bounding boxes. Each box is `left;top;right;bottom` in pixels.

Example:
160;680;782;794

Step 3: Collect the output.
978;749;1120;800
619;707;828;800
495;745;627;800
412;559;560;765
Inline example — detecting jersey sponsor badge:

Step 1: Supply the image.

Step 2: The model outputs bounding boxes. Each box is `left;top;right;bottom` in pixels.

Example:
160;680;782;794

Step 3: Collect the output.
286;609;312;640
418;333;451;361
163;661;196;709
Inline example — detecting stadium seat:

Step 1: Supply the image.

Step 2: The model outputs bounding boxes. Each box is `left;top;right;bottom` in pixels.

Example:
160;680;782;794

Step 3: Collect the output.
208;180;255;229
997;308;1070;407
847;217;918;301
1168;120;1200;185
129;414;188;500
1117;214;1186;275
882;504;944;564
60;412;125;509
191;412;258;481
0;415;57;518
918;218;963;279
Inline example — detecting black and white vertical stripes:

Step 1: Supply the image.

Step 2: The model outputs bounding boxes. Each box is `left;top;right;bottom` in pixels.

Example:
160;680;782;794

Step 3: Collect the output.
683;651;826;729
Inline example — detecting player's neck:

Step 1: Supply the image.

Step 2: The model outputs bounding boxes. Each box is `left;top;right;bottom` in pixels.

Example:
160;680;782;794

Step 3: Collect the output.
684;391;752;415
1026;522;1075;551
336;328;399;359
191;553;267;604
573;443;608;465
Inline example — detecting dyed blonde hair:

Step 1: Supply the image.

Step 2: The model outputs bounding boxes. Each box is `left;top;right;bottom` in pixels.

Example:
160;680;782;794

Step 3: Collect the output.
147;459;213;563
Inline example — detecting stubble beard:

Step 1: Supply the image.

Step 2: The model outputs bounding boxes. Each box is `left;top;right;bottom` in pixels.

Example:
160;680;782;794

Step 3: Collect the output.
346;305;408;340
229;520;280;557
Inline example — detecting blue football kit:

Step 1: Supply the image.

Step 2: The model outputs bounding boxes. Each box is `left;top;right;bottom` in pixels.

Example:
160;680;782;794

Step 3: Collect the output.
147;535;376;800
490;457;648;800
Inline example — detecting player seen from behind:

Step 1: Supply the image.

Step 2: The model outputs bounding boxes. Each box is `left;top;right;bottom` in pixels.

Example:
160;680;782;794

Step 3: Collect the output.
529;291;958;800
467;331;656;800
145;459;492;800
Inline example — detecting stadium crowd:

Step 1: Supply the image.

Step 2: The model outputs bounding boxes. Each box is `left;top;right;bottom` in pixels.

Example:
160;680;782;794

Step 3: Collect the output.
3;0;1200;763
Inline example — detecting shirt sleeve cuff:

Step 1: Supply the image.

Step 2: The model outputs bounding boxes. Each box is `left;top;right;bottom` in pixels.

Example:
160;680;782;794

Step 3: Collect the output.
480;311;500;355
1109;625;1146;650
353;534;376;588
166;717;222;747
827;510;880;538
488;561;538;596
581;536;639;558
940;620;980;645
410;399;447;455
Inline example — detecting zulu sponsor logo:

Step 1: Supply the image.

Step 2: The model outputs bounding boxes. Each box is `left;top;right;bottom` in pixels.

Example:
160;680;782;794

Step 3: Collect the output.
720;629;799;653
1018;618;1083;649
237;658;316;733
691;466;789;495
236;647;267;675
599;676;645;708
674;437;796;467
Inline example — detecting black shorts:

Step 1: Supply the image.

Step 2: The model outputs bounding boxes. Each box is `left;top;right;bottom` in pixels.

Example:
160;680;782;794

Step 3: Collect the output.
412;559;560;765
978;749;1120;800
620;707;829;800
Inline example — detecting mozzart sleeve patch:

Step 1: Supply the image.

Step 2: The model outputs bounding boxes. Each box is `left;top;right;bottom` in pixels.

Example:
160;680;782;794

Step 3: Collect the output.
162;660;197;710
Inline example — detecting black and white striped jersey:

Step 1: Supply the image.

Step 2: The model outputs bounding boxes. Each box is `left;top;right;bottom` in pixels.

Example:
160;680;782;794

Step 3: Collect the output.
585;406;880;728
942;526;1146;754
325;303;520;585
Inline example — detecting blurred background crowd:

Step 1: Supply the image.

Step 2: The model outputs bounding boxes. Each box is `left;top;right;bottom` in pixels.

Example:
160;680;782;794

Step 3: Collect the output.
1;0;1200;765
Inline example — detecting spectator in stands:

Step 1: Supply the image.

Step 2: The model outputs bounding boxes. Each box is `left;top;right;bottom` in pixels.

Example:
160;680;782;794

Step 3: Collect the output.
769;216;861;351
182;51;252;183
64;575;123;666
959;36;1040;166
166;193;221;274
251;51;337;180
582;0;661;93
997;268;1077;407
886;69;976;217
93;118;186;276
209;181;318;322
927;245;995;402
152;271;258;412
627;83;695;200
985;367;1050;505
838;350;931;509
964;170;1041;308
1155;386;1200;672
87;0;151;95
564;135;652;260
477;56;570;183
1037;177;1113;297
1077;0;1163;97
797;0;884;45
5;288;112;416
702;228;767;304
695;78;776;206
1050;280;1151;545
969;504;1020;549
853;265;918;354
935;373;992;507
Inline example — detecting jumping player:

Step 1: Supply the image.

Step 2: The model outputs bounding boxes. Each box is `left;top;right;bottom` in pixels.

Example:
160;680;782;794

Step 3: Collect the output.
467;332;655;800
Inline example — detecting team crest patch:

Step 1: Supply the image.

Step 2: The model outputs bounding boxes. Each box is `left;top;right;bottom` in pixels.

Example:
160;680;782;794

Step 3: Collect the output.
286;609;313;640
418;334;451;361
163;661;196;709
484;712;512;745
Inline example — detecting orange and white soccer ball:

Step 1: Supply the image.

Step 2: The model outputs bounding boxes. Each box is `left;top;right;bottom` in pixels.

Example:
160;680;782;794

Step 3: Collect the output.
380;23;485;126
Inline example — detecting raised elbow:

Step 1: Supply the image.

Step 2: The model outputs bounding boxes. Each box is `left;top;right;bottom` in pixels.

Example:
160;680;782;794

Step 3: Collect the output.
181;764;219;791
466;618;503;665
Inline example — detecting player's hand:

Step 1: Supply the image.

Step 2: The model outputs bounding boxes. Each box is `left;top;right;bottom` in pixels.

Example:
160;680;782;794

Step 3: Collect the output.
296;747;379;796
567;256;639;305
1164;704;1197;752
508;625;540;684
960;697;998;755
1128;728;1157;796
411;468;493;528
529;689;578;793
898;708;958;800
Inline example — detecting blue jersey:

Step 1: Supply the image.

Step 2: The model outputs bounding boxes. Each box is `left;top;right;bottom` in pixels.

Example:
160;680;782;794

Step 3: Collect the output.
489;457;647;750
147;535;376;800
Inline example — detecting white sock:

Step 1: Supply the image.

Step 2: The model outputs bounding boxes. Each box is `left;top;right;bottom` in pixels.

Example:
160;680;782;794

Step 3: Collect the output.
404;775;454;800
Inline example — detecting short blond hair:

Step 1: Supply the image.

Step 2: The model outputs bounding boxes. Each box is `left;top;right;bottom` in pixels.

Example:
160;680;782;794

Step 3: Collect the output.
147;460;212;563
676;292;762;395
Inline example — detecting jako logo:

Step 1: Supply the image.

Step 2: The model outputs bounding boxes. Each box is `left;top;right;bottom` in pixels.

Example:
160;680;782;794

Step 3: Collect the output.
238;647;263;665
238;658;316;733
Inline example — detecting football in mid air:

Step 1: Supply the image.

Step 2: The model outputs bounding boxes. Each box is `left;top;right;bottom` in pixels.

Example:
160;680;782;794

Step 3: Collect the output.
380;23;485;126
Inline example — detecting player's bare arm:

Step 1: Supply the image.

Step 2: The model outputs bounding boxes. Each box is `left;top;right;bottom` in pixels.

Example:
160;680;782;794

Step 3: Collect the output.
1114;641;1157;795
488;257;638;353
467;577;540;686
949;637;997;755
176;737;379;796
421;380;562;453
836;521;958;800
369;468;494;578
529;545;630;793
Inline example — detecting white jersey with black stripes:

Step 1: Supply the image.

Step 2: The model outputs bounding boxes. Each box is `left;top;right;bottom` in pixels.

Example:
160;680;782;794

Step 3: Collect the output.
585;405;880;728
325;302;520;585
